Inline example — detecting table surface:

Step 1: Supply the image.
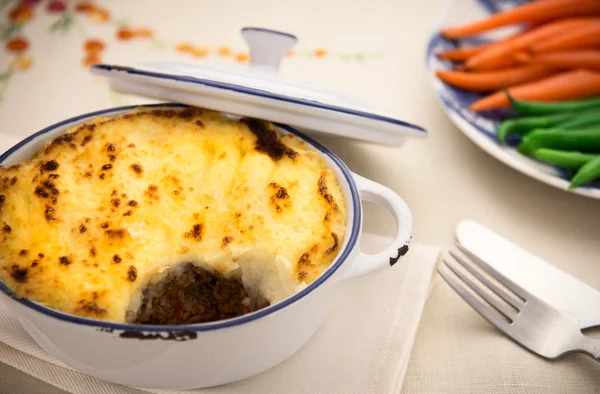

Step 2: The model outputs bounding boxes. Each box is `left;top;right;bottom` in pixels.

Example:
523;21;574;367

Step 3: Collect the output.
1;0;600;393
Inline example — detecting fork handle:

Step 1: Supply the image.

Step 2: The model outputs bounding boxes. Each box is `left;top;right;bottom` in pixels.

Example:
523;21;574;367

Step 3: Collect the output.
576;335;600;361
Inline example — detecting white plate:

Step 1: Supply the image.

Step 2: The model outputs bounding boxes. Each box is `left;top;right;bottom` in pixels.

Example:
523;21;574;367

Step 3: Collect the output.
426;0;600;200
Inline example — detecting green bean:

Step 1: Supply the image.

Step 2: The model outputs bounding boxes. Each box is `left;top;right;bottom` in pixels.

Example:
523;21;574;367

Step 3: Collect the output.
518;127;600;156
570;155;600;189
533;149;597;171
497;112;578;144
504;87;600;116
554;110;600;130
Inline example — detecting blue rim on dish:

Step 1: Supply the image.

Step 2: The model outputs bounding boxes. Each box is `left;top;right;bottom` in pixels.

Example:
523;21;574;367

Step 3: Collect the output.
0;103;362;332
91;64;427;136
241;27;297;41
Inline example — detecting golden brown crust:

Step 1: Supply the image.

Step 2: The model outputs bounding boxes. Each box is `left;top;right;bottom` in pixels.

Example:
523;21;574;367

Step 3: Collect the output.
0;107;347;323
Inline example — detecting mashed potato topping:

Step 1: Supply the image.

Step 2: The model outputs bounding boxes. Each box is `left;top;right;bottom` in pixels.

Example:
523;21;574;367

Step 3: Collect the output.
0;107;347;323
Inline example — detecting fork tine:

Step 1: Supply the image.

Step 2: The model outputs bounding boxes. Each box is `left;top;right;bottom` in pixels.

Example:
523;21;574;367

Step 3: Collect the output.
456;242;530;301
449;250;523;310
438;264;510;330
443;258;515;320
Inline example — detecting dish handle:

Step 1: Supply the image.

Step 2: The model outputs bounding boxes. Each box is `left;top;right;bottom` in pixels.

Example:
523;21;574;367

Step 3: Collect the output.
346;173;413;278
241;27;297;71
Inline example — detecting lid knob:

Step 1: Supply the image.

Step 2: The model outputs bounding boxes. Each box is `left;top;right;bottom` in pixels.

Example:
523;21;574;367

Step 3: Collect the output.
241;27;297;71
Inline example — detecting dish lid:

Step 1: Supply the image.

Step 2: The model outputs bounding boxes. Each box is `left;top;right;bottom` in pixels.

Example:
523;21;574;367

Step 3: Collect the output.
91;27;426;145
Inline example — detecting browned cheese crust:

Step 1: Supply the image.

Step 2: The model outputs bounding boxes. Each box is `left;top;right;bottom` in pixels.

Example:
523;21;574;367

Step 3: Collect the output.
0;107;347;323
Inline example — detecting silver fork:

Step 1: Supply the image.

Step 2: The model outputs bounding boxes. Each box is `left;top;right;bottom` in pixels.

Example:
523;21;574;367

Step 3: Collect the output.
439;245;600;361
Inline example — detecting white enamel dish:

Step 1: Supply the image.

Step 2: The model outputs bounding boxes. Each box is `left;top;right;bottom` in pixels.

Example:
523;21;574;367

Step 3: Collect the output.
426;0;600;199
0;104;414;389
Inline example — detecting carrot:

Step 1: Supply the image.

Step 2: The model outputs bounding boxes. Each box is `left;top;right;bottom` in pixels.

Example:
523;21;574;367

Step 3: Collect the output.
436;65;556;92
514;50;600;70
441;0;600;39
436;30;527;62
531;24;600;53
470;69;600;111
464;18;599;71
436;44;492;62
513;52;533;63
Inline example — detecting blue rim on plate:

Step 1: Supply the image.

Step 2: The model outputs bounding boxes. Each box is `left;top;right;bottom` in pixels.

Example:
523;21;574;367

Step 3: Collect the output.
426;33;502;140
91;64;427;136
0;103;362;332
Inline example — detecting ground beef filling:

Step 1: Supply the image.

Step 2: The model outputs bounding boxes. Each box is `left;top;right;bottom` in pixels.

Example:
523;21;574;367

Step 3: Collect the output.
134;263;269;325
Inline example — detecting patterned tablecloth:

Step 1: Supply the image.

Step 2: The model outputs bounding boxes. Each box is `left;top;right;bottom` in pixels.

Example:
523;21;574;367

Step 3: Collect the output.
2;0;600;393
0;0;401;140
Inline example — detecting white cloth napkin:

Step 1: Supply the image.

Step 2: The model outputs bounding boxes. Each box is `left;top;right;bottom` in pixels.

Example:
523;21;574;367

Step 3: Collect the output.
0;236;439;394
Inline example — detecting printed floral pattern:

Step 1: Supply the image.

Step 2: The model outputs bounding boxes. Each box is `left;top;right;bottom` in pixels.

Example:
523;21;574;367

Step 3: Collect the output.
171;43;379;63
1;0;36;99
0;0;382;102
